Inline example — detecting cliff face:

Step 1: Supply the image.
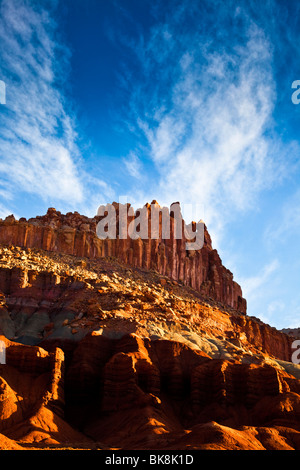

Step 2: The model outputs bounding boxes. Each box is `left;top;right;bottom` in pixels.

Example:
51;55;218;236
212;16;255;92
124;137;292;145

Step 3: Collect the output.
1;204;300;450
0;202;246;314
1;329;300;450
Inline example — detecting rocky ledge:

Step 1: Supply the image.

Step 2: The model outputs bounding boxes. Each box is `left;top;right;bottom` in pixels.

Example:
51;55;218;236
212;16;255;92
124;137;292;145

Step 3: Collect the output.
0;202;247;314
0;205;299;450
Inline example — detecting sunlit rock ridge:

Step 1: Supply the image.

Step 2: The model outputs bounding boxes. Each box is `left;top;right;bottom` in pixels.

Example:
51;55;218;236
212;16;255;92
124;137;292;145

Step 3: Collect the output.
0;201;247;314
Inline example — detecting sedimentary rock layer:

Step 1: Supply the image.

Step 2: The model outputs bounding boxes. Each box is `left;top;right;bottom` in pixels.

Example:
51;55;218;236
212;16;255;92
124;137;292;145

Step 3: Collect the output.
0;249;295;362
0;203;247;313
2;331;300;450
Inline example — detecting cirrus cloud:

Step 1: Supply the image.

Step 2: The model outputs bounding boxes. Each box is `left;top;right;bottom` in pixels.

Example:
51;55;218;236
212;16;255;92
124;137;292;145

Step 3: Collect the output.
0;0;114;217
118;2;296;246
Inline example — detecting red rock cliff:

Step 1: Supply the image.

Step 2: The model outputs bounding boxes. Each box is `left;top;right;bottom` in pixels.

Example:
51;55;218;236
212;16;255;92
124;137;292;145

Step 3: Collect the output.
0;202;246;314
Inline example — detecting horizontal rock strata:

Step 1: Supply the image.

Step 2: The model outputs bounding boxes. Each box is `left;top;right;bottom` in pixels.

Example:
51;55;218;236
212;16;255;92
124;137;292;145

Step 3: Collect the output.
0;203;246;313
1;205;299;450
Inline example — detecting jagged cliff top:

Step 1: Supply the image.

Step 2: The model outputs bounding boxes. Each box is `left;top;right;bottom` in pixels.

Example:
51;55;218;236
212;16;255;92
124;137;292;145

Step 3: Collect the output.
0;203;246;314
0;203;212;250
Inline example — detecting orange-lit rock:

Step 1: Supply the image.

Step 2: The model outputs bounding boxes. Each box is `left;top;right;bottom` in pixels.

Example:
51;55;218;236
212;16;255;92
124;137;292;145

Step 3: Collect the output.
0;203;246;313
0;208;300;450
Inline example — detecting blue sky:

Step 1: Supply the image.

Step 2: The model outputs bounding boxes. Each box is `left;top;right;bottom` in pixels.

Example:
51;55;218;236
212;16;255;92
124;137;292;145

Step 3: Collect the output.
1;0;300;329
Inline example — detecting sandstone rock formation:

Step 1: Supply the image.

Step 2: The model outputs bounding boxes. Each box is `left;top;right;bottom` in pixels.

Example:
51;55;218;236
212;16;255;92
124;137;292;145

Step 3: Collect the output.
1;326;300;450
0;205;300;450
0;245;293;360
0;334;92;447
0;203;247;314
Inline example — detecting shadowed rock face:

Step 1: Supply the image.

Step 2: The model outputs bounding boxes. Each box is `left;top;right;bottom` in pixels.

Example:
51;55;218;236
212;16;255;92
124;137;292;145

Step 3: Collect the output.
1;330;300;450
0;206;300;450
0;203;247;314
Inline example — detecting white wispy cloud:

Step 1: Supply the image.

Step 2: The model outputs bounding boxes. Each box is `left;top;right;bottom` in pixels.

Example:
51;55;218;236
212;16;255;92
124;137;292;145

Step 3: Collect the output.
240;259;280;300
0;0;114;216
119;3;296;247
123;151;142;179
0;0;83;207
